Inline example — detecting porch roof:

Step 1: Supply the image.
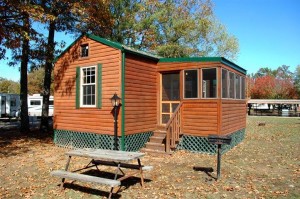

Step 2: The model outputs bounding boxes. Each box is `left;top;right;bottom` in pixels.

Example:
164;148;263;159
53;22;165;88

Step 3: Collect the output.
159;57;246;75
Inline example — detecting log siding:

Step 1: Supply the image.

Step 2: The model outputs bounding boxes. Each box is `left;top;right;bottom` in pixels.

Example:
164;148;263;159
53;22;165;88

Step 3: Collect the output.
124;53;158;135
54;36;121;135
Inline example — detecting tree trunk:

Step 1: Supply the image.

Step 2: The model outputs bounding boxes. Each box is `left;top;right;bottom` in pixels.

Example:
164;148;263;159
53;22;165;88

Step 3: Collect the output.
40;20;56;132
20;12;30;133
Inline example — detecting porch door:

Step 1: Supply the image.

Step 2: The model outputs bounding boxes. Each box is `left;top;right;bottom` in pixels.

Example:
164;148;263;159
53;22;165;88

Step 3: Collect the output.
161;72;180;124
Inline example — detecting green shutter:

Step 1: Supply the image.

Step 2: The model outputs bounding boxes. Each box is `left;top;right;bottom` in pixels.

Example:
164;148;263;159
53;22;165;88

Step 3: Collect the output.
97;64;102;108
76;67;80;109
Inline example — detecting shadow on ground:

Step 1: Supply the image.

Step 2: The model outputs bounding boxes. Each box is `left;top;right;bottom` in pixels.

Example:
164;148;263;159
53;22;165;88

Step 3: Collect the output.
0;127;54;158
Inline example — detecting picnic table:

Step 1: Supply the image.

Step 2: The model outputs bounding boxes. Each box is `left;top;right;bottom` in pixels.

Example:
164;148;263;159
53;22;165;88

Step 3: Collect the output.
51;148;152;199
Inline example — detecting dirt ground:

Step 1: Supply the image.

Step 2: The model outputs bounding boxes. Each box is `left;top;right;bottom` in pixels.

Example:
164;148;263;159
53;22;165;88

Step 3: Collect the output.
0;116;299;199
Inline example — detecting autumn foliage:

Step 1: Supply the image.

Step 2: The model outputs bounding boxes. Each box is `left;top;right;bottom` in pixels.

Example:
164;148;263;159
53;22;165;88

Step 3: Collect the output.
248;75;298;99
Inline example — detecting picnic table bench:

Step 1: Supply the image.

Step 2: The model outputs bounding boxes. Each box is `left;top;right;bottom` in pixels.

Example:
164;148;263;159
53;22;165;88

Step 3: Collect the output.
51;148;152;199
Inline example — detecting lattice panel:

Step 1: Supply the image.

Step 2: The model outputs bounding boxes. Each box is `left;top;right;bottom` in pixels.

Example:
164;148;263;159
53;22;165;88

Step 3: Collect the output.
54;129;152;151
124;132;153;151
221;129;245;154
177;135;217;154
177;128;246;154
54;129;116;150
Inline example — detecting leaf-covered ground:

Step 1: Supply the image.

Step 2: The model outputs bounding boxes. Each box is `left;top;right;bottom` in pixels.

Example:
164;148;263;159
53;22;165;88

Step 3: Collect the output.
0;116;299;199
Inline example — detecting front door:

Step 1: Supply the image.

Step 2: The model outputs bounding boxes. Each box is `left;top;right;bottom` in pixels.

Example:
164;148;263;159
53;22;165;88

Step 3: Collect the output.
161;72;180;124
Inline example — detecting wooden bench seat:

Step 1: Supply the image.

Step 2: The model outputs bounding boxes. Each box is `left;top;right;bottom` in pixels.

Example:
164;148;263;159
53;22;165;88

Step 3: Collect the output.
91;160;153;171
51;170;121;187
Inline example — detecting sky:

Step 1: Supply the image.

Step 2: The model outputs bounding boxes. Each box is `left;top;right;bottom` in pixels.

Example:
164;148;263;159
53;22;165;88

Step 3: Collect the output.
1;0;299;81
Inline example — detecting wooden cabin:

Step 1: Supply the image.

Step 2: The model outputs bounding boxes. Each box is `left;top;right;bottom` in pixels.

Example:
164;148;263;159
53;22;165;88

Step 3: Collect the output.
54;34;247;154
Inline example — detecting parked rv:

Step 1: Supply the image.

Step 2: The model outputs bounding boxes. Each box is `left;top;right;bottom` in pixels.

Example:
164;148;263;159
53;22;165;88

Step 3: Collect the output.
28;94;54;117
0;93;20;118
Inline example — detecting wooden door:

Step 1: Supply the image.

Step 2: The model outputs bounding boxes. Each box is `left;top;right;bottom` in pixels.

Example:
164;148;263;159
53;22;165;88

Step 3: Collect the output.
161;72;180;124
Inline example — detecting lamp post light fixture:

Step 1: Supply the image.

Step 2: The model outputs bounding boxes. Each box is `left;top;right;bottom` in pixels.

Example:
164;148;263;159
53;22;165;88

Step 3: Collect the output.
111;93;121;150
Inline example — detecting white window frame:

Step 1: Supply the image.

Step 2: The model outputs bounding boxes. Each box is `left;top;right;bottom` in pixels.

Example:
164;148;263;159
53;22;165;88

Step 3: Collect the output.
183;69;199;99
201;67;218;99
80;66;97;107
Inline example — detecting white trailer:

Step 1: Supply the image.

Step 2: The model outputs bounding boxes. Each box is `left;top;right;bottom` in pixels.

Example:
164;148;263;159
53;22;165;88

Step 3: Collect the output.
0;93;20;118
28;94;54;117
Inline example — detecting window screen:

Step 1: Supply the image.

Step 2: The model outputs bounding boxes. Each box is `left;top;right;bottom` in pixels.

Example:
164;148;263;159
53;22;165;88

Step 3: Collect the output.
222;69;228;98
229;72;235;98
202;68;217;98
184;70;198;98
235;75;241;99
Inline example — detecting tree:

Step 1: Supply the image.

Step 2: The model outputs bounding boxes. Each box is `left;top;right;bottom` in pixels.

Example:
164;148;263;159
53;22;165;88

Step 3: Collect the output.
249;75;298;99
254;67;277;78
27;67;54;95
1;0;46;133
294;65;300;96
0;78;20;94
38;0;113;131
276;65;293;80
89;0;239;59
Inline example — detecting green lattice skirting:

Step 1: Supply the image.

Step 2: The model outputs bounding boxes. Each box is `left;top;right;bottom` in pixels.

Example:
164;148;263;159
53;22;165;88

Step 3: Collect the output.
177;128;245;154
54;129;153;151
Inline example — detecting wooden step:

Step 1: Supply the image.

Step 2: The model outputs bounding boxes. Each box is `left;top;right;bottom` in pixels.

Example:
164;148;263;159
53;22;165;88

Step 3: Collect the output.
149;136;165;143
145;142;165;151
152;130;166;137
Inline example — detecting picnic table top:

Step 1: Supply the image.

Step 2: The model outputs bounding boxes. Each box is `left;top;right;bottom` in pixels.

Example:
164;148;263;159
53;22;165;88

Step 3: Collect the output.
65;148;145;162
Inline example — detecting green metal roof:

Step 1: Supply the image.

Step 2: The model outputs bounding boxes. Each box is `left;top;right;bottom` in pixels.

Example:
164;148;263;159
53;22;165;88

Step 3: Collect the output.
159;57;246;75
54;34;246;75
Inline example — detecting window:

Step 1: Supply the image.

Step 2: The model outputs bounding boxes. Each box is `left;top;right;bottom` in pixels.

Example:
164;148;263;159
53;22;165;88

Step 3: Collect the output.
81;44;89;57
162;73;180;101
241;77;246;99
30;100;41;106
229;72;235;98
222;69;228;98
76;64;102;109
202;68;217;98
184;70;198;98
235;74;241;99
81;66;96;107
49;100;54;106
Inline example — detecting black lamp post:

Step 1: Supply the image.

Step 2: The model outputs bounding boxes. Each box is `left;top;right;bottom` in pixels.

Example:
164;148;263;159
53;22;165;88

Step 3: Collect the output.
111;93;121;150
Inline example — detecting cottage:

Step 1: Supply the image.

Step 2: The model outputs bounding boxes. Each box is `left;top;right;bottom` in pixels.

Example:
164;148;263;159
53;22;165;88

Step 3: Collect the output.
53;34;246;154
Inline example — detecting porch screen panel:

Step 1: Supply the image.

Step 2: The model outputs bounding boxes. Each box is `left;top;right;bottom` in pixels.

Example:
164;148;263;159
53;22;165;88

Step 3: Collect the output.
202;68;217;98
235;74;241;99
162;73;180;101
229;72;235;98
184;70;198;98
222;69;228;98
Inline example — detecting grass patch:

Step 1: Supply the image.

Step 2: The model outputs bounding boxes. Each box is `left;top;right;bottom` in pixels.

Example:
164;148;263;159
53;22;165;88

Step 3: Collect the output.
0;116;299;198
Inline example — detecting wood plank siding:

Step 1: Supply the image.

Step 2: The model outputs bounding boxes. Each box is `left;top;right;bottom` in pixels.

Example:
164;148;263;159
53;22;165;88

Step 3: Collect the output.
124;53;158;135
221;100;247;134
54;36;121;135
182;101;218;136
